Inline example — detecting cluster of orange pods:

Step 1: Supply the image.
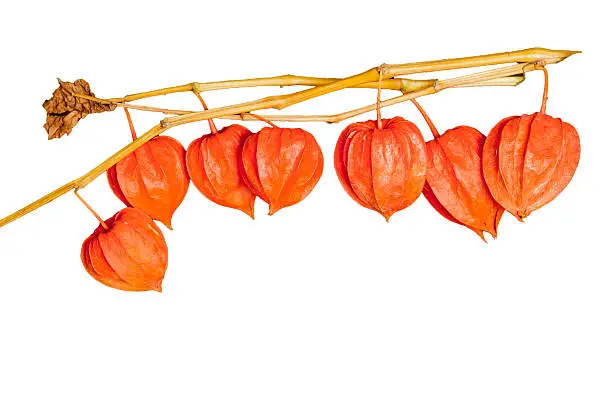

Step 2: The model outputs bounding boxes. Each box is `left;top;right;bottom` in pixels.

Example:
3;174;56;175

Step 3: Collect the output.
81;72;580;292
81;105;325;291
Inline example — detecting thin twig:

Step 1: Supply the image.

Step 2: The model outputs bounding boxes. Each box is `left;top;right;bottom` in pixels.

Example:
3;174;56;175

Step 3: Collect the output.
106;77;434;103
76;75;527;119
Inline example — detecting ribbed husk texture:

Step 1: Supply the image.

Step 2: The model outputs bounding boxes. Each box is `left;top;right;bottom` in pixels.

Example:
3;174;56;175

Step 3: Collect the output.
186;124;256;218
240;127;324;215
482;113;580;220
334;117;427;221
81;208;168;292
107;136;190;229
423;126;504;241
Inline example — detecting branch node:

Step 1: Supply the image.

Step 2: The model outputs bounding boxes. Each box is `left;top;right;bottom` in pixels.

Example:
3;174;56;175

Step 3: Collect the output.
378;63;389;76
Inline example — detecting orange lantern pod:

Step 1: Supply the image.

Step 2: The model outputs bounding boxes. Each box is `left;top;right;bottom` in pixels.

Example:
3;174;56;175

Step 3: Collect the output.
186;93;256;218
107;108;190;229
411;100;504;241
482;67;580;220
334;118;427;221
77;192;168;292
240;126;324;215
334;70;427;221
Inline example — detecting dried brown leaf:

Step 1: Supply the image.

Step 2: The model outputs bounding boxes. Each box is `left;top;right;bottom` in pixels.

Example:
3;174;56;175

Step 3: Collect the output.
43;79;116;140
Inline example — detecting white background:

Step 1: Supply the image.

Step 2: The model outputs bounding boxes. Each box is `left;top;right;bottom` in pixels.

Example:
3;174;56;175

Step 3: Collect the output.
0;1;609;407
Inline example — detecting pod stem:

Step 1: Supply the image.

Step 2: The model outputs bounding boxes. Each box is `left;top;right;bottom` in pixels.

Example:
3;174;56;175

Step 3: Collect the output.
74;190;109;230
411;99;440;138
124;107;137;141
539;65;549;113
242;112;278;128
192;90;218;134
376;65;384;129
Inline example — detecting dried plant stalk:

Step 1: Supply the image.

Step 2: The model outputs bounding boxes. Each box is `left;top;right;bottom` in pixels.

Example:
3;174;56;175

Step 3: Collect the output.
0;48;578;229
101;75;526;119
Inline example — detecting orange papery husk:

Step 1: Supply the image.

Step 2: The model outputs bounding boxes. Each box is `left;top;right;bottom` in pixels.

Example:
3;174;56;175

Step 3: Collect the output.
107;136;190;229
81;207;168;292
186;124;256;218
334;117;427;221
422;126;504;241
239;127;324;215
482;113;580;220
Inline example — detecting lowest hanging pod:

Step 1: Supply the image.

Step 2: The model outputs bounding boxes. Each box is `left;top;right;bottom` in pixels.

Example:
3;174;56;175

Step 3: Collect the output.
76;190;168;292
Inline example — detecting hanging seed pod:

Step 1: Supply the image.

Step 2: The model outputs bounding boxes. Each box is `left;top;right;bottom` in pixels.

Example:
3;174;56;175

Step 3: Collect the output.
187;125;255;217
107;108;190;229
186;93;256;218
240;126;324;215
482;67;580;220
334;118;427;221
77;192;168;292
411;100;504;241
334;67;427;221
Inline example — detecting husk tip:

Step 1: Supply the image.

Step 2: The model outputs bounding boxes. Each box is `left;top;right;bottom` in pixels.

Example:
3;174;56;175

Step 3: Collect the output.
160;216;174;230
151;282;163;293
378;210;395;222
514;212;528;223
268;203;282;216
243;205;255;219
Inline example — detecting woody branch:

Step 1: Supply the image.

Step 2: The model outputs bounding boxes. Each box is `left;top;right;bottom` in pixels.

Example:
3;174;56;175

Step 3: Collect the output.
0;48;579;229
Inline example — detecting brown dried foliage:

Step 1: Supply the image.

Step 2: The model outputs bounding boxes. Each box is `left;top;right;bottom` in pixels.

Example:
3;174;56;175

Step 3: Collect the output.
43;79;116;140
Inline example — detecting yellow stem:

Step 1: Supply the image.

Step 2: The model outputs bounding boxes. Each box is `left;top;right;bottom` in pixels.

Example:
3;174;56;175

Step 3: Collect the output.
386;47;579;76
0;180;77;228
322;62;541;124
98;47;574;104
104;77;435;104
74;75;526;119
